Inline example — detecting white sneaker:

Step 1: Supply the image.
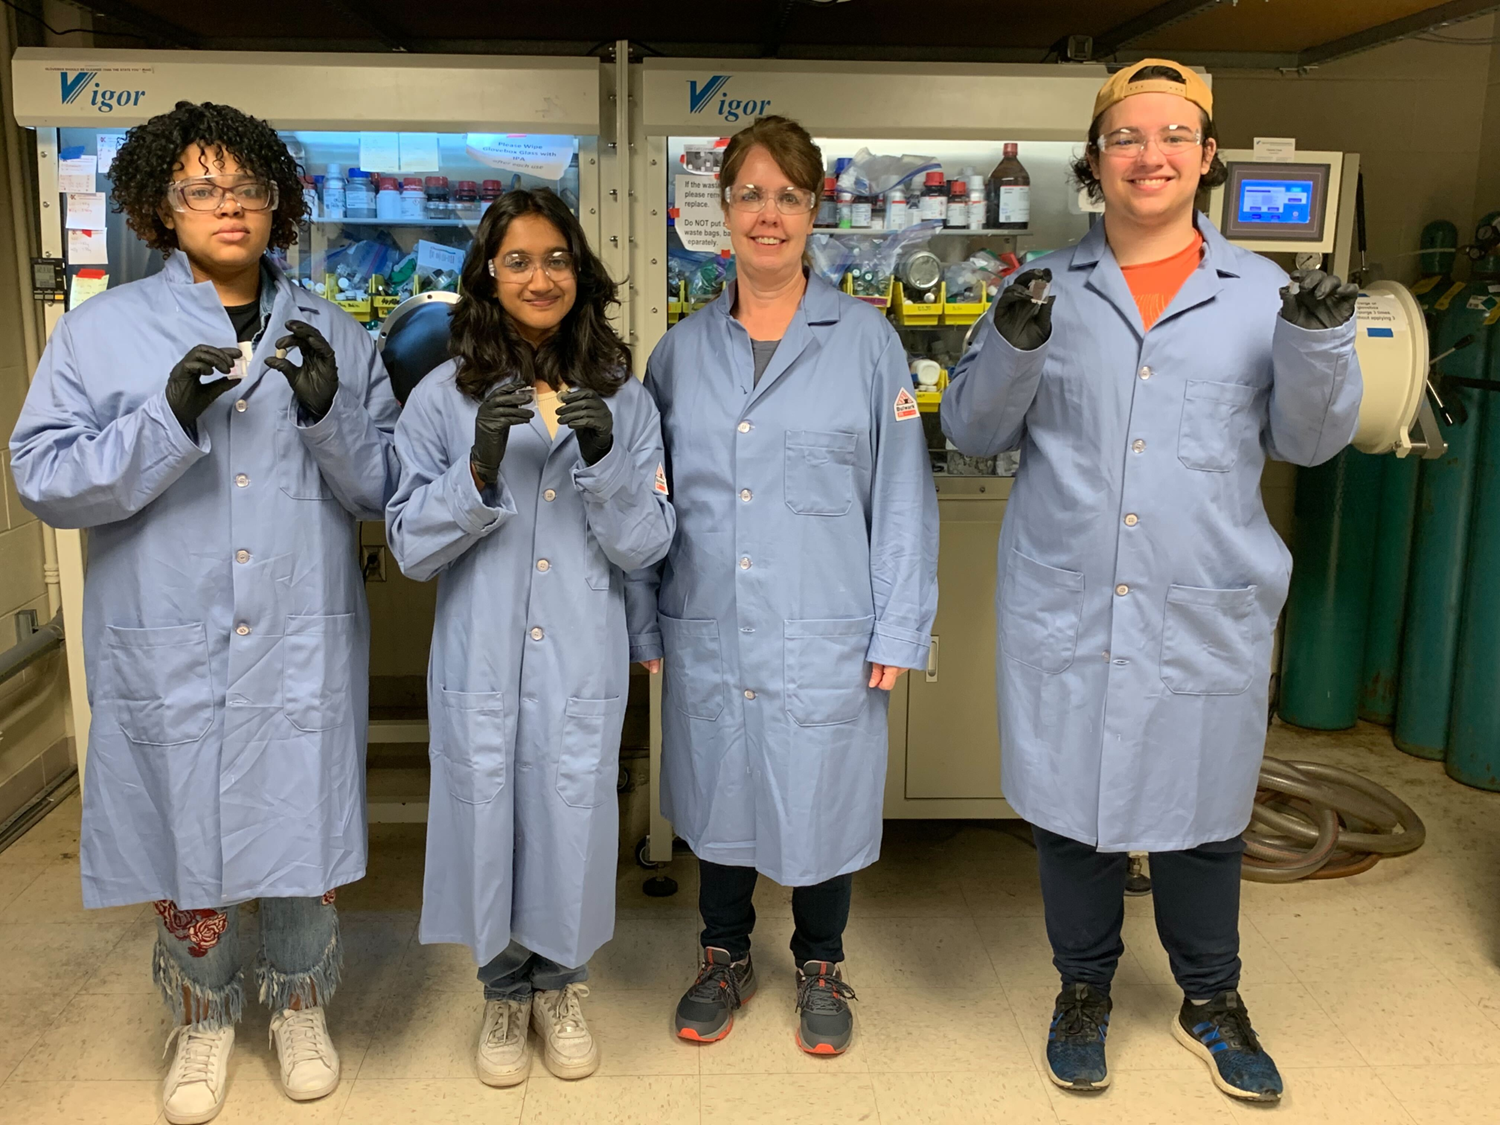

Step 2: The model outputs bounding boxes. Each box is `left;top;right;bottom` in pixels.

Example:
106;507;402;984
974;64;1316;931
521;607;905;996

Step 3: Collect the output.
476;996;533;1086
268;1006;340;1101
530;983;599;1079
162;1024;234;1125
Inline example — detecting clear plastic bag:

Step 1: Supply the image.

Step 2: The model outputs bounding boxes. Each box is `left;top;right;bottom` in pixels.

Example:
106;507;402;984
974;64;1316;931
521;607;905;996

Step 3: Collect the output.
836;148;942;197
808;234;857;289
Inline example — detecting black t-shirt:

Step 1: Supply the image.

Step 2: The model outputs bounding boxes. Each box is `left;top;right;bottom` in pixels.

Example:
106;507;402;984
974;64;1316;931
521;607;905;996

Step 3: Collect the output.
226;299;261;344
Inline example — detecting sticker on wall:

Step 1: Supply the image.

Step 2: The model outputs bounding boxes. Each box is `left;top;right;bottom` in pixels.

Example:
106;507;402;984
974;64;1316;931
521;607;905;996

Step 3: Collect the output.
96;133;121;173
67;228;107;264
69;268;107;307
58;153;96;193
65;191;106;230
465;135;575;181
674;174;731;253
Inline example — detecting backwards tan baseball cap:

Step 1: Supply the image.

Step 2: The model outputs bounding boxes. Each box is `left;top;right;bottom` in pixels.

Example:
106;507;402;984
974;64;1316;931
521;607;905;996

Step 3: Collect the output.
1093;58;1213;122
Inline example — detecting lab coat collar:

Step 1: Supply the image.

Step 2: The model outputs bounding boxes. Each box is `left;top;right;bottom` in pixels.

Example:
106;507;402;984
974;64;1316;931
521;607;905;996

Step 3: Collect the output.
715;270;840;407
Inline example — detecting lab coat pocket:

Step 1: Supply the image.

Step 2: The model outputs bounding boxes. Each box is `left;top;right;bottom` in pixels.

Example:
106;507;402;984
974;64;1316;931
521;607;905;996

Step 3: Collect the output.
999;549;1085;675
276;402;336;500
1177;381;1259;472
435;688;509;805
784;616;876;727
659;615;725;721
102;623;213;746
784;430;857;516
585;531;613;591
557;696;623;809
283;614;357;732
1160;583;1258;695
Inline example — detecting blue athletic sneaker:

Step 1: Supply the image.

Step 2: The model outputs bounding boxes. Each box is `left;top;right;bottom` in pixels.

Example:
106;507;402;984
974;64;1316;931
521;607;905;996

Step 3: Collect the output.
1172;990;1283;1102
1045;982;1111;1091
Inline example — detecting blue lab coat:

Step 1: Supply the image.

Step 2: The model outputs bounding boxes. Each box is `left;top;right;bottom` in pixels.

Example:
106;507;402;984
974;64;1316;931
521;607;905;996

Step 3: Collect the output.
9;253;399;908
941;216;1362;852
386;365;674;967
628;274;939;886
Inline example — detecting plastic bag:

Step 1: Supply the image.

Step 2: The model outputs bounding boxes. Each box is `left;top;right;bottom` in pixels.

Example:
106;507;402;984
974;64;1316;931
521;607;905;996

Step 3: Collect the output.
836;148;942;197
668;247;732;304
808;234;857;289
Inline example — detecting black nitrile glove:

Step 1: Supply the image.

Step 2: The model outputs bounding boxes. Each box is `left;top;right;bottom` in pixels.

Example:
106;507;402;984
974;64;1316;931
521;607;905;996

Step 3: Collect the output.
1280;269;1359;331
558;386;614;466
265;319;339;422
470;380;534;489
165;343;240;438
993;268;1054;351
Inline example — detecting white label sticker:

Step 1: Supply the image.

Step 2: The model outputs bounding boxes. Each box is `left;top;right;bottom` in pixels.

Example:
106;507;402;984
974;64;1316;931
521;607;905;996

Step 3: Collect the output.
1253;137;1297;162
674;174;732;253
894;386;920;421
654;463;669;496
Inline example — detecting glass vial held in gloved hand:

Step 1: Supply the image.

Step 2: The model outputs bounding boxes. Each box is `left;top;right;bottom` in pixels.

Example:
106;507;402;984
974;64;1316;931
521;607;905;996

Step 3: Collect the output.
265;319;340;422
1279;269;1360;332
470;379;535;490
992;268;1054;352
165;343;241;439
557;386;614;466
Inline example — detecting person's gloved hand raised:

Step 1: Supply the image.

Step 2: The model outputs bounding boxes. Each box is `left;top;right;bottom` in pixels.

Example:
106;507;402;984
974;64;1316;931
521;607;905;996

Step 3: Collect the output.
165;343;241;438
992;268;1054;352
558;386;614;466
1279;269;1359;331
470;379;534;490
265;319;339;421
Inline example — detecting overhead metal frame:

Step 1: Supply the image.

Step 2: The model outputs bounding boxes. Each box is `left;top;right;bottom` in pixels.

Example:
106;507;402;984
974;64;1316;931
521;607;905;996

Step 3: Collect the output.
1093;0;1237;58
1298;0;1500;68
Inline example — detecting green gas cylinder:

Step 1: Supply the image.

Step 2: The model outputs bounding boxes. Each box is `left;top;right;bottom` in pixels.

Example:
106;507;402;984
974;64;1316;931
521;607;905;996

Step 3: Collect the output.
1394;218;1500;758
1358;220;1460;724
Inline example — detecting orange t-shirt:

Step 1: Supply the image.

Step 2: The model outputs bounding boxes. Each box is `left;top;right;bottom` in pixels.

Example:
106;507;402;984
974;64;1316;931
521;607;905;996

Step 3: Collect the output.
1121;233;1203;331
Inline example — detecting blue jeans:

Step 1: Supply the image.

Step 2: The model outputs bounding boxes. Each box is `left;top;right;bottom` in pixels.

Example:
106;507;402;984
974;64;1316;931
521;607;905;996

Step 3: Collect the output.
478;940;588;1000
152;894;342;1030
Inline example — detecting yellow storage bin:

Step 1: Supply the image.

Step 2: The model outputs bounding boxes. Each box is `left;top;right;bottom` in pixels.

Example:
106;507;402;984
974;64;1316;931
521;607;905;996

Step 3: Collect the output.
943;284;990;325
892;280;945;327
842;270;893;309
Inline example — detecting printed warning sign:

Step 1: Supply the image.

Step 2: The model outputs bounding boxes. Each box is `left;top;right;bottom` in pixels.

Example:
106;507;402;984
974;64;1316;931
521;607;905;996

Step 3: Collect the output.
894;386;919;421
654;463;670;495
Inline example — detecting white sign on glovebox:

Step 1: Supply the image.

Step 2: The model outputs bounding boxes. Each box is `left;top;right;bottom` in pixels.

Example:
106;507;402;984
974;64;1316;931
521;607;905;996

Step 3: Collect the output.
465;135;576;181
675;174;731;253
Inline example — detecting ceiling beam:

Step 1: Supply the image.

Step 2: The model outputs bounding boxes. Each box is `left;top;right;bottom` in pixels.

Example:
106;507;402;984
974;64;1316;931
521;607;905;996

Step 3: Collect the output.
61;0;199;46
1299;0;1500;68
313;0;409;52
1093;0;1236;58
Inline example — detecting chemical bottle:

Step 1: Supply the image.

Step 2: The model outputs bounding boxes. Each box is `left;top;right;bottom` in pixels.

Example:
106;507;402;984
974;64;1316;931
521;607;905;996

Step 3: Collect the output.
301;175;320;220
885;187;906;231
987;143;1030;230
967;173;987;230
918;171;947;223
424;176;452;220
816;177;837;227
945;179;968;228
870;193;886;231
323;164;346;221
346;169;375;219
851;189;872;229
399;177;425;220
375;177;401;220
836;181;855;228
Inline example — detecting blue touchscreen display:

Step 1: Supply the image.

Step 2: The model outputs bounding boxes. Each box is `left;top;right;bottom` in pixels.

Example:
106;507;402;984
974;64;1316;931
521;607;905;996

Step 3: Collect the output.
1236;179;1314;225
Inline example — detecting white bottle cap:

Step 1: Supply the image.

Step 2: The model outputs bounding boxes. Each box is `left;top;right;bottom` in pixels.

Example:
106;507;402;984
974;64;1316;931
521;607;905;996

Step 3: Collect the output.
327;164;342;178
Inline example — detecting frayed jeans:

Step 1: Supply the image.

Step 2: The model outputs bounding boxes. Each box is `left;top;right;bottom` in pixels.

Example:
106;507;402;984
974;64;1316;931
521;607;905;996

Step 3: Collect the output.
152;892;341;1030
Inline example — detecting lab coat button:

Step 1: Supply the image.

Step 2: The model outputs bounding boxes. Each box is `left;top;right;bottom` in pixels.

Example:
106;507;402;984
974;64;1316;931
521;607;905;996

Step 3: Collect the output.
1132;439;1146;453
543;489;556;502
234;399;247;412
744;689;756;700
740;489;752;501
235;473;249;487
530;627;544;640
1124;514;1139;527
1115;584;1130;596
1139;366;1152;380
738;421;752;433
740;556;752;569
235;549;250;563
235;623;250;636
536;559;550;572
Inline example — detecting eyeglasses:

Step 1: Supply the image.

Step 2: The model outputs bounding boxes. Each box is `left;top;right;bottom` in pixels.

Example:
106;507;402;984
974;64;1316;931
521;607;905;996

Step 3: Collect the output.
723;184;818;215
166;175;279;212
1094;125;1204;159
492;251;576;281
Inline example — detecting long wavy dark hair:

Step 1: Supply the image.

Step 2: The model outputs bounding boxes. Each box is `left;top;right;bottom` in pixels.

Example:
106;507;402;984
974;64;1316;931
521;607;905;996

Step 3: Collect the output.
452;188;630;401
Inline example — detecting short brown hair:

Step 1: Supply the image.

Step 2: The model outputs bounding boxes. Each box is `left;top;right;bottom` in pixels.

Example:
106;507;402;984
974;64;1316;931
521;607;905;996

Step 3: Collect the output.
718;116;824;204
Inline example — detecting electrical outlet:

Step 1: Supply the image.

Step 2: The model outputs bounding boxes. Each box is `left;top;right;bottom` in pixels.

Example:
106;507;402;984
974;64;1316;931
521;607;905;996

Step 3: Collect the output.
361;546;387;582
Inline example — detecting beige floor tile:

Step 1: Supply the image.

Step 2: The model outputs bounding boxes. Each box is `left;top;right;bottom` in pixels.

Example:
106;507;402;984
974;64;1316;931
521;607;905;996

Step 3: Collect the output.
1043;1067;1237;1125
872;1068;1060;1125
583;988;700;1077
0;863;48;912
1123;914;1297;986
979;914;1149;991
78;919;159;995
700;1073;880;1124
840;916;998;990
205;1077;353;1123
1306;978;1500;1067
338;1077;524;1124
0;922;133;1000
0;991;72;1082
1187;981;1365;1069
856;986;1032;1072
585;915;702;993
0;1078;159;1124
0;799;81;867
1237;873;1369;917
11;990;170;1082
1224;1067;1414;1124
352;981;478;1080
1251;906;1445;984
696;975;868;1076
519;1071;699;1125
0;865;147;925
613;854;700;917
397;939;484;993
958;866;1050;919
1011;984;1183;1073
848;859;972;919
1379;1064;1500;1125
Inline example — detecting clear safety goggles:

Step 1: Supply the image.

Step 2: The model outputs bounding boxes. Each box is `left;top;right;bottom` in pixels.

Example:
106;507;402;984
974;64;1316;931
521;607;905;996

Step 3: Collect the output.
1094;125;1204;159
166;175;279;212
723;184;818;215
488;251;576;281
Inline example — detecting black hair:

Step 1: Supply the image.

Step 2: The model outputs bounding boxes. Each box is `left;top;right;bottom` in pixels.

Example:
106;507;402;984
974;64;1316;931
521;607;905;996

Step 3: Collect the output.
451;188;630;402
1070;66;1229;204
109;100;305;255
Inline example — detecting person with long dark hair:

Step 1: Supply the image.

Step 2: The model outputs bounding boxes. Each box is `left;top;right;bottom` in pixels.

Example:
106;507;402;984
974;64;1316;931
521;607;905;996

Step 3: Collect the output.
386;188;674;1085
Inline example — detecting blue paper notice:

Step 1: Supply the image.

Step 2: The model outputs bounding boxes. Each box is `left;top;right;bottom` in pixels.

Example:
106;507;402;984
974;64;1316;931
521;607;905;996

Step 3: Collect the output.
60;145;85;161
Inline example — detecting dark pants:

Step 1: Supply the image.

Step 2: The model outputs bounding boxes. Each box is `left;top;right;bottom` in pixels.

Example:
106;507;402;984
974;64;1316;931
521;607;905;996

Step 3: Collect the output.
478;940;588;1001
697;857;854;966
1032;825;1244;1000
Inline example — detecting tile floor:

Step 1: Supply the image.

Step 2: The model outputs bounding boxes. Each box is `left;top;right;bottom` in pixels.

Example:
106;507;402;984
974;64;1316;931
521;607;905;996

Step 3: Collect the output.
0;719;1496;1124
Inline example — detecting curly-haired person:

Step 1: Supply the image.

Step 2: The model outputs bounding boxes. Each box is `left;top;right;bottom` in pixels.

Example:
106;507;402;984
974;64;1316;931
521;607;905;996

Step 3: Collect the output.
8;101;400;1124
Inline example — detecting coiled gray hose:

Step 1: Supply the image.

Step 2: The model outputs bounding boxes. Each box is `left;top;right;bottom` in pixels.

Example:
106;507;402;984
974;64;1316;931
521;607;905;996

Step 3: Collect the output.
1241;758;1425;882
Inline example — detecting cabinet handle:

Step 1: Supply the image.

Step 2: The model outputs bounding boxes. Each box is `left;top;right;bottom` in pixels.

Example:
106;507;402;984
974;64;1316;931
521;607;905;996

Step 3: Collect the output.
926;636;939;682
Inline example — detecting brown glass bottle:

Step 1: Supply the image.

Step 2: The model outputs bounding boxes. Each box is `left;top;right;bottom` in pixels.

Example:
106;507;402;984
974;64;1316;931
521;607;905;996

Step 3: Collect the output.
986;143;1030;230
